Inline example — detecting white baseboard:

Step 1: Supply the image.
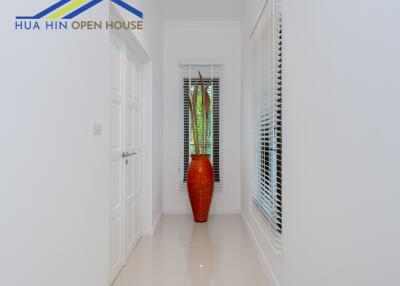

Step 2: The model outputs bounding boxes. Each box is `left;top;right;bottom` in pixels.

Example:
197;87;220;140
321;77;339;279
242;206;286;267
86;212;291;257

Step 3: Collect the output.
152;210;162;232
163;207;241;215
241;211;281;286
163;207;191;214
210;209;241;214
144;210;163;235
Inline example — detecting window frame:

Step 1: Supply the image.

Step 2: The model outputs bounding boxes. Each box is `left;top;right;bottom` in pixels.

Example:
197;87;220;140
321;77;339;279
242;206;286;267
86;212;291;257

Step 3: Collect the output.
182;77;221;183
250;0;283;252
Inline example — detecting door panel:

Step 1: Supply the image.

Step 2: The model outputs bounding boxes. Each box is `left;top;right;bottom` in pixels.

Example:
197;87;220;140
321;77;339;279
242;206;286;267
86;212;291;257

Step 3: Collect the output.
124;52;143;259
133;195;142;240
110;36;144;284
111;160;122;210
111;102;122;149
126;107;134;148
110;38;124;282
133;154;142;194
110;214;122;270
133;109;141;147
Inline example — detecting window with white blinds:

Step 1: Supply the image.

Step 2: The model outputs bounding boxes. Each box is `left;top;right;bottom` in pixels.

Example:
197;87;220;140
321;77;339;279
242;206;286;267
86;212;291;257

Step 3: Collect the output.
250;0;283;251
180;64;223;190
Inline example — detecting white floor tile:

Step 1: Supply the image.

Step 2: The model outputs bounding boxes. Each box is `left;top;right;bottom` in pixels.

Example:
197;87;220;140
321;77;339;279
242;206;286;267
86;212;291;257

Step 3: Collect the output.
113;214;272;286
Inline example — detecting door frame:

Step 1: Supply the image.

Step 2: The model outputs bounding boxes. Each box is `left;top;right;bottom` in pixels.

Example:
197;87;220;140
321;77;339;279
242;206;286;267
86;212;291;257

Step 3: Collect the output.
109;5;153;283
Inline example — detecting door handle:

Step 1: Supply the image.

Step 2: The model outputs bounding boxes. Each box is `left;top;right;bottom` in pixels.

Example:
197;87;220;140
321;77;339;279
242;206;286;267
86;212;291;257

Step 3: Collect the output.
122;152;136;158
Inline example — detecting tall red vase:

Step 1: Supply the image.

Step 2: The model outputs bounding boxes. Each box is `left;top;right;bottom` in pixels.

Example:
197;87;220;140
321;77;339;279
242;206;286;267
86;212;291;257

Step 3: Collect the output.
187;155;214;222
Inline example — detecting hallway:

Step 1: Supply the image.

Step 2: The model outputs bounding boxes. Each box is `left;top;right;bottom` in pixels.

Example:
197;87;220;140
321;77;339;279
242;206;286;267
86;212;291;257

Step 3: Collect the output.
3;0;400;285
113;215;272;286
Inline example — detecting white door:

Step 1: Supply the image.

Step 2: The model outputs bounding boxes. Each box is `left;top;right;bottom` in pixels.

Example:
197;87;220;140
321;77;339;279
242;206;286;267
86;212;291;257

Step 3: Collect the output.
110;37;125;283
124;51;143;258
109;36;144;283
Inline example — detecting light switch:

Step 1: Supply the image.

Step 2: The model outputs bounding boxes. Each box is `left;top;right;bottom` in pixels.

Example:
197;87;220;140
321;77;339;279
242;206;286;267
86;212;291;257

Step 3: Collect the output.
92;122;102;135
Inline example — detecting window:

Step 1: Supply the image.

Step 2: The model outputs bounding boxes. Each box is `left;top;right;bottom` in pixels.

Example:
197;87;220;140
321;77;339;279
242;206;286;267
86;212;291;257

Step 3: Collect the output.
180;64;222;186
250;0;283;251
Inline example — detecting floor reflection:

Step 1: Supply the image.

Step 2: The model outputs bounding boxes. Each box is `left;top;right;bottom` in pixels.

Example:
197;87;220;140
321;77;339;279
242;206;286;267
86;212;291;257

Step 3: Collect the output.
186;223;214;286
113;215;272;286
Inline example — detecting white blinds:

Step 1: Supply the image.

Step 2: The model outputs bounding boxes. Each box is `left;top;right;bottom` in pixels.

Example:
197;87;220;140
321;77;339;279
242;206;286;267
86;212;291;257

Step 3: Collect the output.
179;64;224;80
250;0;283;252
179;64;224;191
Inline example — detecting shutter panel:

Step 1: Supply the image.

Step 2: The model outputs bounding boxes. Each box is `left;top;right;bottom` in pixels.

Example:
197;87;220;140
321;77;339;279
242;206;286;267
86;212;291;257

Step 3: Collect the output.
179;64;224;191
250;0;283;252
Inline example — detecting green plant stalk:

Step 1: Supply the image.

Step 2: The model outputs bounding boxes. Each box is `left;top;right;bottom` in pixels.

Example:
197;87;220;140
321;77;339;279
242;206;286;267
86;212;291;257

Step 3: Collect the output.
199;72;206;154
185;90;199;154
204;83;211;155
186;72;212;155
192;79;199;154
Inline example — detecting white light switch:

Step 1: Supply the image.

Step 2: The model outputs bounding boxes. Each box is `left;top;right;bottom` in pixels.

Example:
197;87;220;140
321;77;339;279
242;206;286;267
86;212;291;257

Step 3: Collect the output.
92;122;102;135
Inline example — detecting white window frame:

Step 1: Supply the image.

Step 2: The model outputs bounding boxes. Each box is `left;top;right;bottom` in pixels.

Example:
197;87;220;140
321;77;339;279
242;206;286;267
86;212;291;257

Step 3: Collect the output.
179;62;224;191
250;0;283;252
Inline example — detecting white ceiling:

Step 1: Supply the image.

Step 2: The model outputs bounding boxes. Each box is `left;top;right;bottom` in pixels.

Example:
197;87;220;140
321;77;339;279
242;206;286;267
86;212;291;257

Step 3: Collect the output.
161;0;242;21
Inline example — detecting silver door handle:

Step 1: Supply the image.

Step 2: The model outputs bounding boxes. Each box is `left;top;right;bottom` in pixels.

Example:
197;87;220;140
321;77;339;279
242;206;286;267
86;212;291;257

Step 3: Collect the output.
122;152;136;158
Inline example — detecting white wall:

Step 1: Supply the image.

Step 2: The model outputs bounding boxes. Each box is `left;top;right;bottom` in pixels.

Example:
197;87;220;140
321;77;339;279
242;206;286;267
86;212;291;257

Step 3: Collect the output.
241;1;400;286
0;2;109;286
163;21;242;214
145;0;164;227
162;0;242;21
0;0;163;285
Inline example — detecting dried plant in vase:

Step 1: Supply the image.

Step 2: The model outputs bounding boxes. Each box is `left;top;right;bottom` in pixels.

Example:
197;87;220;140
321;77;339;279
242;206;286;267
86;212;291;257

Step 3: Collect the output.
184;72;214;223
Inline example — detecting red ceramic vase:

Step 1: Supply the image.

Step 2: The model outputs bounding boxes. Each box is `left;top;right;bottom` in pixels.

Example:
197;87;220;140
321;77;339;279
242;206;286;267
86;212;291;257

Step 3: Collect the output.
187;155;214;222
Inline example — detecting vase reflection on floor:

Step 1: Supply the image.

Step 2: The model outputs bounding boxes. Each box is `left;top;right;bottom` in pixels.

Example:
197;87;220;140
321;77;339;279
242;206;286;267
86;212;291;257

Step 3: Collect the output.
186;222;214;286
112;215;272;286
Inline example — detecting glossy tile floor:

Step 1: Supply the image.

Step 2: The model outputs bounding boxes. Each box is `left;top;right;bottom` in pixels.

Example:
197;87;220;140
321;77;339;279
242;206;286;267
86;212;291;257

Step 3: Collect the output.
113;214;272;286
